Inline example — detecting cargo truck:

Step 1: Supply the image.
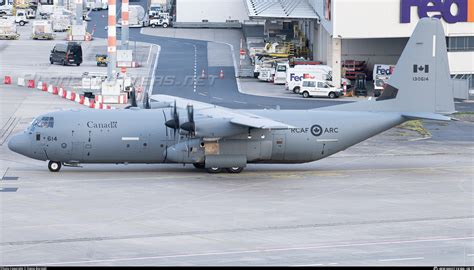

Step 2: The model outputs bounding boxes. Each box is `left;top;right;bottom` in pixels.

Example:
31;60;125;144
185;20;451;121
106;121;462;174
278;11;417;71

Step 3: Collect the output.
32;20;53;39
0;17;19;39
86;0;107;10
117;5;148;27
51;14;71;32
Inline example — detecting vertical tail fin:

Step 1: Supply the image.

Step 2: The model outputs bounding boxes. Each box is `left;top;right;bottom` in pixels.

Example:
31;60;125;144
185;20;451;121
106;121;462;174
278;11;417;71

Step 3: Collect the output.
384;17;455;114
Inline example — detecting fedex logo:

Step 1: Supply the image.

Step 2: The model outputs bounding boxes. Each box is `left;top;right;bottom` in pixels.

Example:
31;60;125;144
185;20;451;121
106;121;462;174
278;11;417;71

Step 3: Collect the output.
376;65;395;75
400;0;474;24
290;73;316;81
290;73;304;82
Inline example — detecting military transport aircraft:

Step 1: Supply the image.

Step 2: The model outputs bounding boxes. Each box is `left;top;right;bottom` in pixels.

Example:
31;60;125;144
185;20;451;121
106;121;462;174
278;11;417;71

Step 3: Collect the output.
8;18;455;173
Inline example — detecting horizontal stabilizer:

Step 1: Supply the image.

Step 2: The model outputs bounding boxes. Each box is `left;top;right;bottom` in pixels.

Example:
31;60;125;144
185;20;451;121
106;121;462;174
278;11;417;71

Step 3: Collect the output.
402;112;452;121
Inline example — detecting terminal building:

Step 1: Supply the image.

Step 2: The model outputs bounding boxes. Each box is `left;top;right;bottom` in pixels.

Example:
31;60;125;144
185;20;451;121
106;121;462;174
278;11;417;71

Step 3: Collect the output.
174;0;473;96
307;0;474;96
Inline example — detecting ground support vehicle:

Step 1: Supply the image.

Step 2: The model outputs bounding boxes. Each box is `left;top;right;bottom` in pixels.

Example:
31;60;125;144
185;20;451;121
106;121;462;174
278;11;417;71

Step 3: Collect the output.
50;42;82;66
51;14;71;32
149;12;170;28
300;79;343;99
96;54;108;67
373;64;395;97
0;18;18;39
32;20;53;39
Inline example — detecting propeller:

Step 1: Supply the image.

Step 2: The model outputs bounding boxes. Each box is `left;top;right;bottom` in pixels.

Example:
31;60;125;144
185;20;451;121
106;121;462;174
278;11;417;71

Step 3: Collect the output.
165;100;180;138
143;91;151;109
180;104;196;136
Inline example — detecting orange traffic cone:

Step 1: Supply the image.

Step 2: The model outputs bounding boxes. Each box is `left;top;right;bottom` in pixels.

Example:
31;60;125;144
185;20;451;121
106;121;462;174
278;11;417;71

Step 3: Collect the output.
219;69;224;79
27;80;35;88
201;69;206;79
4;76;11;84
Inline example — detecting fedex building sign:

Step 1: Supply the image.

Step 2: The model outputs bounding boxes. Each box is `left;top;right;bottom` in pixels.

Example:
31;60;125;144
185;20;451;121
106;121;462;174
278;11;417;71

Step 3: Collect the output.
400;0;474;24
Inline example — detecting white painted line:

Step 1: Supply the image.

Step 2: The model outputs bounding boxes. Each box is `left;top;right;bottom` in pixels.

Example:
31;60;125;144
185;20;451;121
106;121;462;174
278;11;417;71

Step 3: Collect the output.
121;137;139;141
432;35;436;57
234;101;247;104
328;263;338;265
25;236;474;266
146;44;152;65
148;44;161;95
409;136;432;142
294;264;324;266
467;254;474;257
212;97;223;100
379;257;424;262
317;139;339;143
199;93;206;96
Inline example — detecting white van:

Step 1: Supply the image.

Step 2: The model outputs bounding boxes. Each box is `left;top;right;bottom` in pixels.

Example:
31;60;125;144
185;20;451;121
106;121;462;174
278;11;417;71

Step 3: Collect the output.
300;79;343;99
285;65;351;93
373;64;395;96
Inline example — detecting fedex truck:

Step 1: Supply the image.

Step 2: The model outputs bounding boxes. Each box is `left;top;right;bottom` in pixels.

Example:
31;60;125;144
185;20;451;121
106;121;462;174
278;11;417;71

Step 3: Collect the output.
285;65;351;93
373;64;395;96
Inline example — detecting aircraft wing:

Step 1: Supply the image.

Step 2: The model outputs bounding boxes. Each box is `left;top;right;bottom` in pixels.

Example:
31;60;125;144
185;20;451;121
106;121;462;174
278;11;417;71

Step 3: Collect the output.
229;115;290;129
150;95;293;133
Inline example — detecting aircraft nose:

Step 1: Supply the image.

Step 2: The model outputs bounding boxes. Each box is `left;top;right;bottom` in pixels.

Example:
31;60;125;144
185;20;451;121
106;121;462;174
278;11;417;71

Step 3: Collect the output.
8;133;30;156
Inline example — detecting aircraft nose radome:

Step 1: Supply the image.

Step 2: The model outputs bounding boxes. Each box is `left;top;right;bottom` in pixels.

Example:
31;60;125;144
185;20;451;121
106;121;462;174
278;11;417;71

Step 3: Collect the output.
8;134;29;155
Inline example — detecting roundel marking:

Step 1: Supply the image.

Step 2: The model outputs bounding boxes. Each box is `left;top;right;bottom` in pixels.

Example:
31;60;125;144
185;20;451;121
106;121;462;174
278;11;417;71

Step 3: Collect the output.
311;125;323;137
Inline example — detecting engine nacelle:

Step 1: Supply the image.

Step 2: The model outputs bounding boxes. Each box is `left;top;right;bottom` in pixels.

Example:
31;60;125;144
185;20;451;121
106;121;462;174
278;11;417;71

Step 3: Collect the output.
165;139;205;164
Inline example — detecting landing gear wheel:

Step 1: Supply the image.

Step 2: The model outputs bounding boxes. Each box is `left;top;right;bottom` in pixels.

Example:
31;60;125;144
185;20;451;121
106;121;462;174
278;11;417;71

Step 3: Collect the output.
206;167;222;174
225;167;244;174
193;163;205;169
48;161;62;172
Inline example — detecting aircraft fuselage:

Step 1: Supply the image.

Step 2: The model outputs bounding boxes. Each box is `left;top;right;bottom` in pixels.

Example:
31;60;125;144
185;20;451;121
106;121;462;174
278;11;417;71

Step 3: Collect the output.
9;109;404;168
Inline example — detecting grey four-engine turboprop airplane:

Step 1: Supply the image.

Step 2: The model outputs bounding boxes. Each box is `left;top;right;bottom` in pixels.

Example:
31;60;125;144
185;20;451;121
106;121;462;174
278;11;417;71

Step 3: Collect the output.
8;18;455;173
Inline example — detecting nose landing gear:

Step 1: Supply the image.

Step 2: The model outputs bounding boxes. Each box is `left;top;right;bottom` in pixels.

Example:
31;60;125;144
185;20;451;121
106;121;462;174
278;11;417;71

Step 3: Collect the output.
48;161;62;172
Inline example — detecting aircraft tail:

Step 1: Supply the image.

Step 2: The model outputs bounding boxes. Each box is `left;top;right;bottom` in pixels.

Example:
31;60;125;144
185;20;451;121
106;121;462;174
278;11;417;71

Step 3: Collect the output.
326;18;455;118
381;17;455;114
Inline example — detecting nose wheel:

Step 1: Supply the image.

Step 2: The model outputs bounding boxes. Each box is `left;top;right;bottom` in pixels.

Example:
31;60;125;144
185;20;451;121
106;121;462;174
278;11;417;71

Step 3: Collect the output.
48;161;62;172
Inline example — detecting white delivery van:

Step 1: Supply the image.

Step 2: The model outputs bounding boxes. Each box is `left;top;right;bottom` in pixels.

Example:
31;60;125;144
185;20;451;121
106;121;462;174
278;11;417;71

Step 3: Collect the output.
300;79;343;99
285;65;351;93
285;66;331;93
373;64;395;97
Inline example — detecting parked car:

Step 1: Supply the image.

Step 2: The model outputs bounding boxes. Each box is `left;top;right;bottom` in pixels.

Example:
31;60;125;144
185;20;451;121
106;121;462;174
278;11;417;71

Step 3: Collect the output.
49;42;82;66
300;79;343;99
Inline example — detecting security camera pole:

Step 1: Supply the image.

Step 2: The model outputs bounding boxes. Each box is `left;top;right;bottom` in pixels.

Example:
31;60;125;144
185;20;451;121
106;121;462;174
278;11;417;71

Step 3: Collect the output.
121;0;129;50
107;0;117;82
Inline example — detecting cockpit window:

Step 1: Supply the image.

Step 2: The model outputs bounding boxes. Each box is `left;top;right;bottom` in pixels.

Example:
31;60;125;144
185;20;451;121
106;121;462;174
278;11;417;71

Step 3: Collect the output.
33;117;54;128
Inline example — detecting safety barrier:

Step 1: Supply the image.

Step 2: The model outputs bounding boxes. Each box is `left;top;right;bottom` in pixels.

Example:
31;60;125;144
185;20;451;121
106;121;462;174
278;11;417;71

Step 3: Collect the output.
2;75;119;110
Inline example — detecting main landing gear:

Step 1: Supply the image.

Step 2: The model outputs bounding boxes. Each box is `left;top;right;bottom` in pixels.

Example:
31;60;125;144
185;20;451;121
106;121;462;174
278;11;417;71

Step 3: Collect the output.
193;163;245;174
48;161;62;172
